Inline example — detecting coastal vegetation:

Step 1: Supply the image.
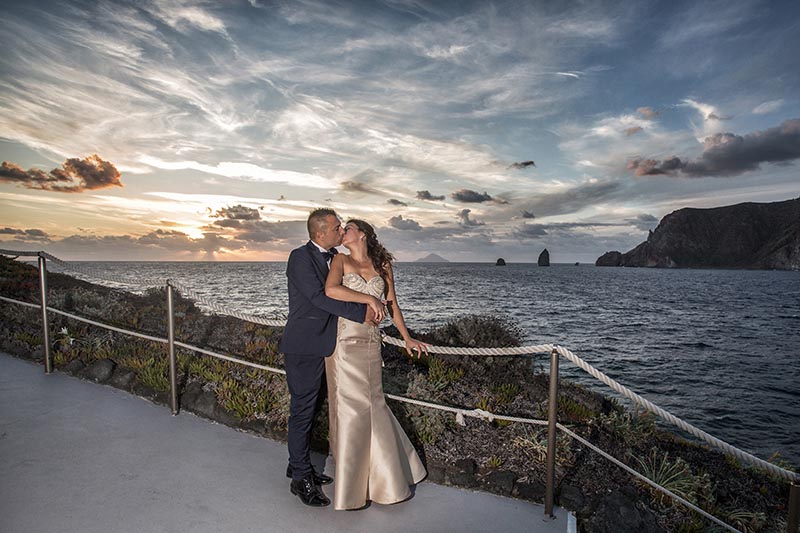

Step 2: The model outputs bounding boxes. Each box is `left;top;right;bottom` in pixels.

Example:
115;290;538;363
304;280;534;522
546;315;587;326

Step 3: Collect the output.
0;256;795;532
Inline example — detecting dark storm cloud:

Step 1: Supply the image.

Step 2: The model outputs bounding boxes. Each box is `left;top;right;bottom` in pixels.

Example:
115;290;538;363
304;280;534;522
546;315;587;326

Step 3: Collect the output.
0;155;123;193
457;208;484;227
628;118;800;177
387;215;421;230
212;205;261;220
509;160;536;169
416;190;445;201
636;107;660;120
452;189;508;204
387;198;408;206
452;189;492;203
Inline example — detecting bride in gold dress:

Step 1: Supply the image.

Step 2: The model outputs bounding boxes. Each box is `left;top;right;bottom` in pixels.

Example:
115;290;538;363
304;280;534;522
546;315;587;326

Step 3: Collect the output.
324;218;428;510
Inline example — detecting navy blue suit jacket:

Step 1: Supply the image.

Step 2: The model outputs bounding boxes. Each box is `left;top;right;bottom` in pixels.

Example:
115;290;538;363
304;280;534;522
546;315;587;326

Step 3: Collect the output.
279;241;367;357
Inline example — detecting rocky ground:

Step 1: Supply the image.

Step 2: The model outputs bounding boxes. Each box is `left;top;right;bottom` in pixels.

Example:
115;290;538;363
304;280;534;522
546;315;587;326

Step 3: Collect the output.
0;256;795;532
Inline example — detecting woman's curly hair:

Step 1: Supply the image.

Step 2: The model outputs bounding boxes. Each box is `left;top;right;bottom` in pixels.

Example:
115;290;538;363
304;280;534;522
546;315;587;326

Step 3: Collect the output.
347;219;394;292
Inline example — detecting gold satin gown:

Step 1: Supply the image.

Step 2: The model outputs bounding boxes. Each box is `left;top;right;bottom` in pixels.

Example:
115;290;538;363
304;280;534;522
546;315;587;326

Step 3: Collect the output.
325;273;427;510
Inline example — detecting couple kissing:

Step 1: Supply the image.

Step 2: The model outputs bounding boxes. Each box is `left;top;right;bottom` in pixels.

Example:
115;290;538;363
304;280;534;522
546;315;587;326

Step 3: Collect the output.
279;208;428;510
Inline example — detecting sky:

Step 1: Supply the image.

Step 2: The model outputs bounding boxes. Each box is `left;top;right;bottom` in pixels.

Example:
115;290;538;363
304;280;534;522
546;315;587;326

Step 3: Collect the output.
1;0;799;263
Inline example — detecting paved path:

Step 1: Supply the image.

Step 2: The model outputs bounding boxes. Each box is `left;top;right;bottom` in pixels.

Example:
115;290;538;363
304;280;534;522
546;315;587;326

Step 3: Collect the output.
0;353;570;533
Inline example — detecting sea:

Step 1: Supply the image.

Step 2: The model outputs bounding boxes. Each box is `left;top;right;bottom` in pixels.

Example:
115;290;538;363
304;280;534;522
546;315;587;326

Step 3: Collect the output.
51;261;800;467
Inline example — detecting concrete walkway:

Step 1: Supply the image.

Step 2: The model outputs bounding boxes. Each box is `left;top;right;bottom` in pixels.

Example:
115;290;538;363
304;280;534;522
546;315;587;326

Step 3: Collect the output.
0;354;570;533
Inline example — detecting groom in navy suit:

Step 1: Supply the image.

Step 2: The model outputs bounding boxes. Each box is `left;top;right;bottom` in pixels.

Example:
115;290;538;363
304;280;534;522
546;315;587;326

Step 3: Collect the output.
280;208;376;507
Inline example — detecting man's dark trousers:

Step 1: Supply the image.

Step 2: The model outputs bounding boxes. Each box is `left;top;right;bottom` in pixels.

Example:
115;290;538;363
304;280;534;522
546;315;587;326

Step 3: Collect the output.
279;241;366;480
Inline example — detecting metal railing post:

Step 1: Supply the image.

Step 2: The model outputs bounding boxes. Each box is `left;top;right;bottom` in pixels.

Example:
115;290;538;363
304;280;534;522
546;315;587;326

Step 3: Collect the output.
166;282;178;415
789;481;799;533
38;254;52;374
544;347;559;518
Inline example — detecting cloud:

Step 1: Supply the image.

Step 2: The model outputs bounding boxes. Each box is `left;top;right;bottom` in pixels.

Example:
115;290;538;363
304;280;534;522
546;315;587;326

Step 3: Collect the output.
387;215;421;230
140;157;337;189
628;118;800;177
495;179;624;220
452;189;494;203
752;99;783;115
626;214;659;231
387;199;408;206
0;227;50;240
509;160;536;169
636;107;660;120
340;180;382;194
0;155;123;193
624;126;643;136
416;190;445;201
213;205;261;220
457;208;484;227
514;224;548;237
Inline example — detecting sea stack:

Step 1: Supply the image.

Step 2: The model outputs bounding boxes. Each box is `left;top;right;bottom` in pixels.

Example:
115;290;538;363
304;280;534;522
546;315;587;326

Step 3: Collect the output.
538;249;550;266
496;258;506;266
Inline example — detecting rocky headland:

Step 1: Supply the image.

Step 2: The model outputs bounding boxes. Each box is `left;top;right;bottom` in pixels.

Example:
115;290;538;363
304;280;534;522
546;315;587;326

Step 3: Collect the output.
0;256;794;532
596;197;800;270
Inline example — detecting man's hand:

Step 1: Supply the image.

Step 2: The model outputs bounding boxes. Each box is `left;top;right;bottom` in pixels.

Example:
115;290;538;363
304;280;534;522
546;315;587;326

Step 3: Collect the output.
364;305;381;326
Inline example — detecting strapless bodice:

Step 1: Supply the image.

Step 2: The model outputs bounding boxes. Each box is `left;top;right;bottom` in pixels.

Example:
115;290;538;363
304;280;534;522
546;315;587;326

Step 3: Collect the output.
342;272;385;299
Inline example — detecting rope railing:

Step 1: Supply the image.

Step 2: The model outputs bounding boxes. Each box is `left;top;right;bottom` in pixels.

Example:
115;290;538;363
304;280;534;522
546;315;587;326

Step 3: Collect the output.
2;248;798;531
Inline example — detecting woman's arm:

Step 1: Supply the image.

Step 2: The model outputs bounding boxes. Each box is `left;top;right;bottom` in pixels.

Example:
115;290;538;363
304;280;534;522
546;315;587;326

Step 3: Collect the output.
325;255;385;320
385;263;428;357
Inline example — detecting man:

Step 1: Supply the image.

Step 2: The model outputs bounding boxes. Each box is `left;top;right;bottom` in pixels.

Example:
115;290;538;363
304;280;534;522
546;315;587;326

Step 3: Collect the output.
279;208;377;507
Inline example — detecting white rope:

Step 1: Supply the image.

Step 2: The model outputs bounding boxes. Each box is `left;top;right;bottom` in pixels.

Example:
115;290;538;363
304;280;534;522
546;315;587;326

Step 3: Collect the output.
0;248;40;257
40;251;165;287
168;280;287;327
554;345;798;482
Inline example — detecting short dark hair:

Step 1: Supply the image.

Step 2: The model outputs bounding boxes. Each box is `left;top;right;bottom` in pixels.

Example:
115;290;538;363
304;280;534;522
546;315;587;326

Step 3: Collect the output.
307;208;338;239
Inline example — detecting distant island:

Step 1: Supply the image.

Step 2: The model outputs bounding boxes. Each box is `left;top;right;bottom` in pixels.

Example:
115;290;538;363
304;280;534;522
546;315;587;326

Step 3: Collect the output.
596;197;800;270
415;253;449;263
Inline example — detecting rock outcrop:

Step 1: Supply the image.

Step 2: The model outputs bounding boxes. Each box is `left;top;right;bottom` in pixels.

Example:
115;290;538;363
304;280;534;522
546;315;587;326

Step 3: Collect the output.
595;251;622;267
537;249;550;266
596;197;800;270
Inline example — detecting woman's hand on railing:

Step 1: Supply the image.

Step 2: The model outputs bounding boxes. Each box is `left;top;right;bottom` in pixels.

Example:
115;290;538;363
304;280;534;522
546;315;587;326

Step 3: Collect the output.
404;337;429;359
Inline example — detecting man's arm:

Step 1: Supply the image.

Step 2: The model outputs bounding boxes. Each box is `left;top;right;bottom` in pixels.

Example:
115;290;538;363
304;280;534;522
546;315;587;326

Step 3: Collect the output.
288;249;367;323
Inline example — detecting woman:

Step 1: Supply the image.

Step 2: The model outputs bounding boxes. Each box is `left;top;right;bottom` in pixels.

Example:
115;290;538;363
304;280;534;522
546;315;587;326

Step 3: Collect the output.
324;219;428;510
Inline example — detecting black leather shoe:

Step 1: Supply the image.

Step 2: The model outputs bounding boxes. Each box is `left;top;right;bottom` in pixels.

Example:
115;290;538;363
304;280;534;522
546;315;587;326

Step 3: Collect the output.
286;465;333;485
290;475;331;507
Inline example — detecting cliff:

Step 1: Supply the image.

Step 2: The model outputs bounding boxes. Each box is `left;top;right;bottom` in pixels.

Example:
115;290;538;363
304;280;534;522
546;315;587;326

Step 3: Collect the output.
596;197;800;270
